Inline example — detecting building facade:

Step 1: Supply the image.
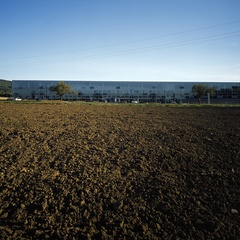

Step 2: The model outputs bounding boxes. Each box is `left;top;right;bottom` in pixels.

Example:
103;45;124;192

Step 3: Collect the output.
12;80;240;103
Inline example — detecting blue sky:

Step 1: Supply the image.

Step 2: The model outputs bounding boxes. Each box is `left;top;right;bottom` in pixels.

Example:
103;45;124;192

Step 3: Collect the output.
1;0;240;81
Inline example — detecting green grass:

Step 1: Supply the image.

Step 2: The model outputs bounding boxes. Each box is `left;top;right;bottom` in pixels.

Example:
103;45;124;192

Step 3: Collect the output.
1;99;240;107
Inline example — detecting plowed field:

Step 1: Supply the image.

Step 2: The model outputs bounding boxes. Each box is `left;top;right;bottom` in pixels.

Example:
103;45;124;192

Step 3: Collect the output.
0;103;240;239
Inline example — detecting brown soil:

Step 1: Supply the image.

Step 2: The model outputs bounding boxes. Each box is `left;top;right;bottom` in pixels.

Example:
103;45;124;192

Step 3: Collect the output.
0;103;240;239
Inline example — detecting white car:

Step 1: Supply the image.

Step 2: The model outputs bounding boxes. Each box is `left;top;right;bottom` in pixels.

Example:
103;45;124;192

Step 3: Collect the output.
15;98;22;101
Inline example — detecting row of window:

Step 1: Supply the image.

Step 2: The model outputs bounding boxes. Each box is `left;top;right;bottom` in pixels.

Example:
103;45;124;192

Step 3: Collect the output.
15;85;187;90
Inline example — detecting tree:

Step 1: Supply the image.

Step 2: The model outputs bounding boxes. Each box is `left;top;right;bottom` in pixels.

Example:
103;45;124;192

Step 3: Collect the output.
0;79;12;97
49;81;75;100
192;84;215;104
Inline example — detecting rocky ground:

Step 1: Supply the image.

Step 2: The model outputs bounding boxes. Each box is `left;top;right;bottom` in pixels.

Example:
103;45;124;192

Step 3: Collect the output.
0;102;240;239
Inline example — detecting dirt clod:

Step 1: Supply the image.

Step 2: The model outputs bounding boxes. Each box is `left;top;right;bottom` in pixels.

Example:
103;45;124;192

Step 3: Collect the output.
0;103;240;239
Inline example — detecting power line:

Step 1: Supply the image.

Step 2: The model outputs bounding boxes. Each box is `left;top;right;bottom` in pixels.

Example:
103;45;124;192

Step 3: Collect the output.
1;30;240;68
3;19;240;61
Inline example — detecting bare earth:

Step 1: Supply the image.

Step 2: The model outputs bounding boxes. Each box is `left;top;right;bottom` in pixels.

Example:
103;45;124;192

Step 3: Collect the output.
0;103;240;239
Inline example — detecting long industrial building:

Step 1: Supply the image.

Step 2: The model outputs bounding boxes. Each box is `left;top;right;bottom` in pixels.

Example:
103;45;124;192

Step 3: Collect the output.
12;80;240;103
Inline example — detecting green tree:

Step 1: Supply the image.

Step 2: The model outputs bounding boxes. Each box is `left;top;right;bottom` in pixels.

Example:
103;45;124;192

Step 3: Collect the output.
192;84;215;104
49;81;75;100
0;79;12;97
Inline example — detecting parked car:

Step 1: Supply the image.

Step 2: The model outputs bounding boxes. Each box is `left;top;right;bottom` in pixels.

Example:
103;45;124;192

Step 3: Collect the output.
7;97;22;101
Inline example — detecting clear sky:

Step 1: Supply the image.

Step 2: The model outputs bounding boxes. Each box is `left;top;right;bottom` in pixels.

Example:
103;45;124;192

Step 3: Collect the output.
1;0;240;81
